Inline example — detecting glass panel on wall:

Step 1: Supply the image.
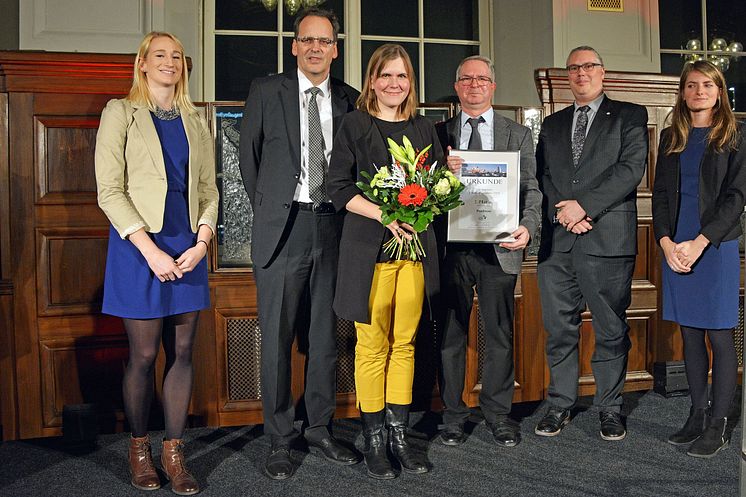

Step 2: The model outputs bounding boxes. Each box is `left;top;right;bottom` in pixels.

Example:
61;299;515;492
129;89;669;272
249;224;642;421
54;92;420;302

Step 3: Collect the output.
283;0;345;34
215;36;277;101
212;104;252;269
361;41;420;89
423;43;479;103
361;0;418;37
216;0;278;31
423;0;478;41
659;0;746;111
706;0;746;50
658;0;701;50
282;36;346;83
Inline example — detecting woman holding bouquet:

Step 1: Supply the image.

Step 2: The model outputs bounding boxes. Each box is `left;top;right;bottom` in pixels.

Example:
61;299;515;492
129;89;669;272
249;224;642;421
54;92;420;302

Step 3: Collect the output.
328;43;444;479
652;60;746;458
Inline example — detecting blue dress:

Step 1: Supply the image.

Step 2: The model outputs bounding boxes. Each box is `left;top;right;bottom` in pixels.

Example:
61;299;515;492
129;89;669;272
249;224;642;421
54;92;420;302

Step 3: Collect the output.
101;114;210;319
662;127;739;329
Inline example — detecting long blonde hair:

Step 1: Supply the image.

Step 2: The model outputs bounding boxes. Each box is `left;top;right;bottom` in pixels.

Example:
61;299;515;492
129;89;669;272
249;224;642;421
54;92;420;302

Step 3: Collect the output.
665;60;738;154
357;44;418;120
127;31;196;113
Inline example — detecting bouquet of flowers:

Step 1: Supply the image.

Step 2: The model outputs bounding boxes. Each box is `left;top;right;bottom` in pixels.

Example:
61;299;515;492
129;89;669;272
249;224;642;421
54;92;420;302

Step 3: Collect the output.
356;135;465;261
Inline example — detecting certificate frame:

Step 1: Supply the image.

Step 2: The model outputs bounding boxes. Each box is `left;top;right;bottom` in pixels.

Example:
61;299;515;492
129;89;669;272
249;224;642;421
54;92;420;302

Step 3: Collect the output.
447;150;521;243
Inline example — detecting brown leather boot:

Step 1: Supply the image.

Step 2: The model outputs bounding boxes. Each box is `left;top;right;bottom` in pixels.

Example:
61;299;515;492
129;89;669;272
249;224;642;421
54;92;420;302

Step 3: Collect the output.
128;435;160;491
161;438;199;495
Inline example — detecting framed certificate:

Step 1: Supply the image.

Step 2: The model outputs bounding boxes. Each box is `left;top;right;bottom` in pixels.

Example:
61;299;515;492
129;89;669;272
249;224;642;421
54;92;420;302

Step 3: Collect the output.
447;150;521;243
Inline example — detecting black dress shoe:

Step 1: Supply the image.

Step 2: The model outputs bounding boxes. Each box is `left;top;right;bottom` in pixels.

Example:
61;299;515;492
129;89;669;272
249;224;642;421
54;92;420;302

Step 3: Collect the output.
305;433;360;465
439;423;466;446
534;407;571;437
488;420;521;448
264;445;294;480
599;411;626;441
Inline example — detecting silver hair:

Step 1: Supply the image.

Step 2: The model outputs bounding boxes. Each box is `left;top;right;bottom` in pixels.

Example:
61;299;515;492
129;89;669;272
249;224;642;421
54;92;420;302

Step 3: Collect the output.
455;55;496;81
566;46;604;66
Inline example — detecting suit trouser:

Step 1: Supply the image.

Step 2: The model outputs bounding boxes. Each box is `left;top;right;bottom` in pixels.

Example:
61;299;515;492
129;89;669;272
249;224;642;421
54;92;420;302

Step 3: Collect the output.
253;207;341;440
537;249;634;413
354;261;425;413
439;245;517;425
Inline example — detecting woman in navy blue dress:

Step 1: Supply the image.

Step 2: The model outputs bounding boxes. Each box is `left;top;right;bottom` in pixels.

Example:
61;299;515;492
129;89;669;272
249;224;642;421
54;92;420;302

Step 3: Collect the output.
95;32;218;494
652;60;746;459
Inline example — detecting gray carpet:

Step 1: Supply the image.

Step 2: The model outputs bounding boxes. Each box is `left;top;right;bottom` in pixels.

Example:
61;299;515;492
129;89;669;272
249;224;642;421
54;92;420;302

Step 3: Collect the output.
0;391;740;497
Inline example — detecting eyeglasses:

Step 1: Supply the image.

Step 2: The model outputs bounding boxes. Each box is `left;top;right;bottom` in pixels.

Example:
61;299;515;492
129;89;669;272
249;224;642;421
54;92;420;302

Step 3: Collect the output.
295;36;335;48
566;62;603;74
457;76;493;86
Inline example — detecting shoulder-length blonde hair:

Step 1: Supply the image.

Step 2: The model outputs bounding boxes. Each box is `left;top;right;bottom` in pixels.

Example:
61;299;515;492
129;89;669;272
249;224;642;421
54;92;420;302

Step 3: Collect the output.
665;60;739;154
127;31;196;113
357;44;418;120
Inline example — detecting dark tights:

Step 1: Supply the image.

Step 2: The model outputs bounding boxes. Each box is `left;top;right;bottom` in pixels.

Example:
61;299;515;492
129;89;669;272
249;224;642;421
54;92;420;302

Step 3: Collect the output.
122;312;199;439
681;325;737;419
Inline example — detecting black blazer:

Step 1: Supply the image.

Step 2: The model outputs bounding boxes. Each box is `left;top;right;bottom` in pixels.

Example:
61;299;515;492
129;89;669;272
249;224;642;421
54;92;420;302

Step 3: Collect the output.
652;124;746;248
238;71;359;268
327;110;444;323
537;95;648;257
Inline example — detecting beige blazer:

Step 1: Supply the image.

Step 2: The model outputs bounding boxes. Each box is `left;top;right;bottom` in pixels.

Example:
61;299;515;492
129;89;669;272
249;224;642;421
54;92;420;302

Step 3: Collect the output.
95;98;219;239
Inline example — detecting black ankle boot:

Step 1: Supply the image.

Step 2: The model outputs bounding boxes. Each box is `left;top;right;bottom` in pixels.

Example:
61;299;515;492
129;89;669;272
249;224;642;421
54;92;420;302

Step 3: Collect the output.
668;407;707;445
687;417;729;458
385;403;429;474
360;410;396;480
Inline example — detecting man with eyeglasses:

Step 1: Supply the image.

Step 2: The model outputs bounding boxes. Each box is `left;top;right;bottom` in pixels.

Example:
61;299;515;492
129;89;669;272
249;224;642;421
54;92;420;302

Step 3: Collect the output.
239;6;360;480
435;55;542;448
535;46;648;441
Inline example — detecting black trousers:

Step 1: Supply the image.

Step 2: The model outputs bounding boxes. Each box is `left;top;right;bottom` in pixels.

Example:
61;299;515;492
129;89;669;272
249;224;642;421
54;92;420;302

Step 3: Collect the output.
253;206;342;440
439;244;517;425
538;249;635;413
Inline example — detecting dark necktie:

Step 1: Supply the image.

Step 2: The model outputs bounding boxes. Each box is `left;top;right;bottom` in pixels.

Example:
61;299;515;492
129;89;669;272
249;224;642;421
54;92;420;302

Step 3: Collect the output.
572;105;590;166
467;116;484;150
306;87;327;205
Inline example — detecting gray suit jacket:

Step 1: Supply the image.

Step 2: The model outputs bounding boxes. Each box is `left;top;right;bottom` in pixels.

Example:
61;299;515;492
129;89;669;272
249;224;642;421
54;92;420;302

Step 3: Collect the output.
436;111;542;274
537;95;648;258
238;71;359;268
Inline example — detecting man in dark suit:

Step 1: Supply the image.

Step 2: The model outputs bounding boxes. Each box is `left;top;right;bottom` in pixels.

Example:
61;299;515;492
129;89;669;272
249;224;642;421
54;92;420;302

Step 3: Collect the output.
238;7;360;479
435;55;542;448
535;46;648;441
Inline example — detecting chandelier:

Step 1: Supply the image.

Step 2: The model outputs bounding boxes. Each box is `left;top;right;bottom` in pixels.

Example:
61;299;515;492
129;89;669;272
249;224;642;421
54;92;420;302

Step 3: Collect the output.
684;35;742;72
259;0;327;16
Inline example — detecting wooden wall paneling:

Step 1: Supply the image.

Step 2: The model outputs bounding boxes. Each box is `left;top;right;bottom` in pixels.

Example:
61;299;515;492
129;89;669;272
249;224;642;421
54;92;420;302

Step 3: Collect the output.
0;92;9;279
9;92;44;439
514;267;547;402
36;227;108;317
214;306;263;426
35;115;99;205
39;335;129;432
0;284;17;440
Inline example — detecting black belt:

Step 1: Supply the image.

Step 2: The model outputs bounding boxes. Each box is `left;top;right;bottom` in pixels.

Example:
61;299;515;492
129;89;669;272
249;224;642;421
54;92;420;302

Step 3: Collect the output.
294;201;336;214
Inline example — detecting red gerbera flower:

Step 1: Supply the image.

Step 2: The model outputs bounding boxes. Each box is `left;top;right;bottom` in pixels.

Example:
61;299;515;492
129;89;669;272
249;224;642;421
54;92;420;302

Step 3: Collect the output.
398;183;428;206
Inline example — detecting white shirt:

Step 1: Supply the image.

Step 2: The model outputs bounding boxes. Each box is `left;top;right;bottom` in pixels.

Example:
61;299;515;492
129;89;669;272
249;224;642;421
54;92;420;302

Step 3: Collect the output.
296;69;333;202
459;107;494;150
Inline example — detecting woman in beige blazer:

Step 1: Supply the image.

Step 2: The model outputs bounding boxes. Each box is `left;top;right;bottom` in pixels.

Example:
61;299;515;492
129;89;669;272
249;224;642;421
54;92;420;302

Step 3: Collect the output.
95;31;218;495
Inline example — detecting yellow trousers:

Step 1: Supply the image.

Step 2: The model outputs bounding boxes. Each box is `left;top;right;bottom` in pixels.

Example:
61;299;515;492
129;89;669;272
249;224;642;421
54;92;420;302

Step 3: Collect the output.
354;260;425;413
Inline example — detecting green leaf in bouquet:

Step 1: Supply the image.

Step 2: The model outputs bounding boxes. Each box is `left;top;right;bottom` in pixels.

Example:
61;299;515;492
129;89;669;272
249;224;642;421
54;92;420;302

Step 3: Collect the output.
413;143;432;167
381;212;396;226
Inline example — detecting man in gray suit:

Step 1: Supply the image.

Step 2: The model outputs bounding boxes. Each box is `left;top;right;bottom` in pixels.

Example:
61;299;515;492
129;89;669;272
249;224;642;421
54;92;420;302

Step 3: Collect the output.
535;46;648;441
239;7;359;479
435;55;542;448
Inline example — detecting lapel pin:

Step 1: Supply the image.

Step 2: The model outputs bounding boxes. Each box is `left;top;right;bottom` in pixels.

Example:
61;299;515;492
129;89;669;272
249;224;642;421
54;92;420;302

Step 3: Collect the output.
606;112;611;115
